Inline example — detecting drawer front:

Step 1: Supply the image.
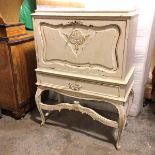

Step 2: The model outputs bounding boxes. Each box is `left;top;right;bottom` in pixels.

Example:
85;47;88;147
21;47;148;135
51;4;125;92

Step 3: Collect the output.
34;18;126;79
37;73;120;98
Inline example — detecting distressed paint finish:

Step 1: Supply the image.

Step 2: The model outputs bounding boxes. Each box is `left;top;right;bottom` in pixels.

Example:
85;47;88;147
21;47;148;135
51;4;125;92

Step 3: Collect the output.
33;9;137;149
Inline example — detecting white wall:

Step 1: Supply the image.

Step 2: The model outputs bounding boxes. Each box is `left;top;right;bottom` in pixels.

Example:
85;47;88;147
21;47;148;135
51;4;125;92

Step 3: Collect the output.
129;0;155;116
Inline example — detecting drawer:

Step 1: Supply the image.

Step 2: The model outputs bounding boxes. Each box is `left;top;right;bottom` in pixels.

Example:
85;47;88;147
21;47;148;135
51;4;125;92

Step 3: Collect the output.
34;18;126;79
37;73;121;99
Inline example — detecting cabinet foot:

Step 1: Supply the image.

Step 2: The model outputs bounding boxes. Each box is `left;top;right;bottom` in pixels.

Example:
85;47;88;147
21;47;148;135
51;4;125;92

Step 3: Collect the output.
116;142;121;150
40;120;45;126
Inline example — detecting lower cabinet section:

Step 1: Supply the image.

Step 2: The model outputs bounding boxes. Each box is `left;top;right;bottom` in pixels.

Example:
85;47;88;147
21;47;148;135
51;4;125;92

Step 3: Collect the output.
37;72;133;102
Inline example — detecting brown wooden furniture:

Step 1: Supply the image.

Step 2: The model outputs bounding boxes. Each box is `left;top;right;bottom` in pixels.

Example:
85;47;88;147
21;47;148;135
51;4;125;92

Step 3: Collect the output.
37;0;85;8
0;11;36;118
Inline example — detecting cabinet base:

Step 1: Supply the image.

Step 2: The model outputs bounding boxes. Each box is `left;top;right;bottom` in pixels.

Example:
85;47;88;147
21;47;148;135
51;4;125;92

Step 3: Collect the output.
35;86;134;150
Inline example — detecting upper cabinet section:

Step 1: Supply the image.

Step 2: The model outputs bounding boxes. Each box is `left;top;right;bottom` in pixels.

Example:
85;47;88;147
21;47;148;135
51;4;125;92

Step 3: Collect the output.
33;18;126;79
33;0;138;81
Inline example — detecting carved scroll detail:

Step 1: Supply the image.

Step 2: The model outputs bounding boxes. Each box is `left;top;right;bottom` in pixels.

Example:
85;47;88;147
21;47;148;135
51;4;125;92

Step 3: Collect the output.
40;102;118;128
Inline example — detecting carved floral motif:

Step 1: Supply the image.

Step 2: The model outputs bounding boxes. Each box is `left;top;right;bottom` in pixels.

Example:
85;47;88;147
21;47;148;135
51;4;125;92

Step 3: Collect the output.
64;29;90;55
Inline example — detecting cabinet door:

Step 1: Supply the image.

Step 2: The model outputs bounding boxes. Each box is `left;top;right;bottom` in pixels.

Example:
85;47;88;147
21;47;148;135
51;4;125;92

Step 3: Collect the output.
34;18;126;79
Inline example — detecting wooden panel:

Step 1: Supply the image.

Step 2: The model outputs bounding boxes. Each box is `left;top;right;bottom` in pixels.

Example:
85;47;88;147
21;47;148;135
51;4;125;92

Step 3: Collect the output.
10;39;37;105
42;23;119;70
122;16;138;78
6;25;26;38
0;0;23;23
0;42;17;111
37;0;84;8
0;23;26;38
0;5;37;117
34;19;126;79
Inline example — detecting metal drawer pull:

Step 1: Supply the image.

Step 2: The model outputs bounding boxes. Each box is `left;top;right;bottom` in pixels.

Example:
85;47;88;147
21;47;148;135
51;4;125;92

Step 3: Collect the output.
68;82;82;91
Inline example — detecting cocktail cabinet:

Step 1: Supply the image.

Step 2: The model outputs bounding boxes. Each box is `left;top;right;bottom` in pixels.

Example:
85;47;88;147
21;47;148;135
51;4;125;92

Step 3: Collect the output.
33;6;137;149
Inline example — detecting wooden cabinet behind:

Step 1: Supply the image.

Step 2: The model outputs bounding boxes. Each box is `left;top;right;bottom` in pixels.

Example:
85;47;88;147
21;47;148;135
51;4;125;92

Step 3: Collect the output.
0;21;37;118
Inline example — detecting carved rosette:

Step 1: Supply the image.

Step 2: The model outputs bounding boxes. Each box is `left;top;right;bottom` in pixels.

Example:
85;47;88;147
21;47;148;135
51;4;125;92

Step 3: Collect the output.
68;82;82;91
64;29;90;56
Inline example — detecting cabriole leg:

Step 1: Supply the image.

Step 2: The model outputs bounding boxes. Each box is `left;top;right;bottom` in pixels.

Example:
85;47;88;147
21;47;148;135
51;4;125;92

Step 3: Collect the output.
125;89;134;127
126;89;134;116
116;104;126;150
35;87;45;126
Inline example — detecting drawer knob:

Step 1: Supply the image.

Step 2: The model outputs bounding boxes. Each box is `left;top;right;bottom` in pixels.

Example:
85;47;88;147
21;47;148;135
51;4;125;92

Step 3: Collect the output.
68;82;82;91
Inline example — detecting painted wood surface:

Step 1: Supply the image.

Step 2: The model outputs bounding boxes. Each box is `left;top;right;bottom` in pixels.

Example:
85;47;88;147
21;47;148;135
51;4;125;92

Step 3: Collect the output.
33;9;137;149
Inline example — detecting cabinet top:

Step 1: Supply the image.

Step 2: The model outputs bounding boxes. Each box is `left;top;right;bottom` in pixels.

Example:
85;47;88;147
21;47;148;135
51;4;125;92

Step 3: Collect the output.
35;0;137;17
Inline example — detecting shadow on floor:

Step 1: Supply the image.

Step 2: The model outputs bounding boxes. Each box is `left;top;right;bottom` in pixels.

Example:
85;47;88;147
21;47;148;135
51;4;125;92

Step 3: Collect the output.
29;105;117;147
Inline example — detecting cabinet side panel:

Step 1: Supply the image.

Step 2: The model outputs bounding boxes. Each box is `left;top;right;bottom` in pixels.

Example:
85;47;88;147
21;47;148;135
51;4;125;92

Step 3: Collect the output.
123;16;138;78
0;42;17;111
10;40;37;105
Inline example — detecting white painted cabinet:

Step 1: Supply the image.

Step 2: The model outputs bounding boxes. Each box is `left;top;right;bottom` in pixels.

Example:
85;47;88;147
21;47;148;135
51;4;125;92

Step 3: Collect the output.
33;7;137;149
